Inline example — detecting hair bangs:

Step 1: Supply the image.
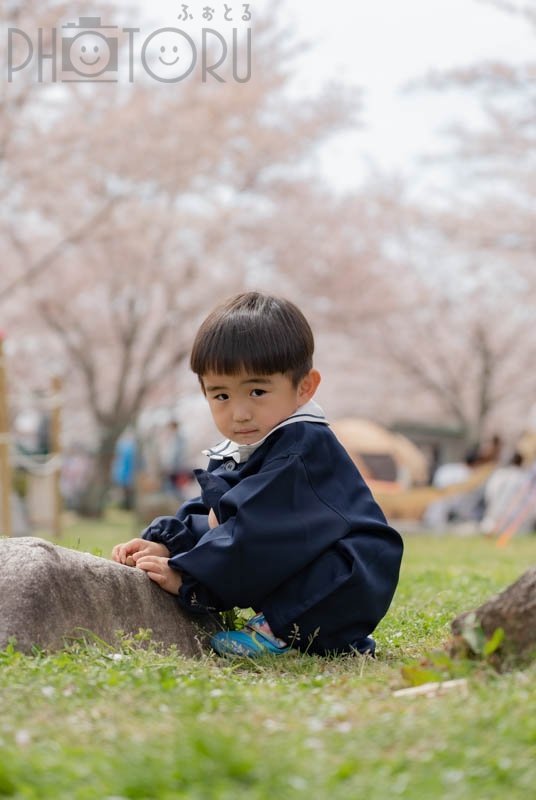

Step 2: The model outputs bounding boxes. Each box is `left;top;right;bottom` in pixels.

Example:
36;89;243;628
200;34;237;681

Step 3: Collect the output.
190;292;314;387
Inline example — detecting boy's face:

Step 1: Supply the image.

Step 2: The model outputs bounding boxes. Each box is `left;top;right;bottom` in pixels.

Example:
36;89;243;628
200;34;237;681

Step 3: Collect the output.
202;369;320;444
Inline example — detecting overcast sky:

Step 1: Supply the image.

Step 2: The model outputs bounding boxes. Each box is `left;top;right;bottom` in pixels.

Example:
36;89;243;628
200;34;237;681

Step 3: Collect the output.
285;0;534;184
128;0;534;190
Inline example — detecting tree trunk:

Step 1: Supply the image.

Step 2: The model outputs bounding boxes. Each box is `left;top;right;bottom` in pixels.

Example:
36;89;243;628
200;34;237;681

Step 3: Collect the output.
77;432;119;518
451;566;536;664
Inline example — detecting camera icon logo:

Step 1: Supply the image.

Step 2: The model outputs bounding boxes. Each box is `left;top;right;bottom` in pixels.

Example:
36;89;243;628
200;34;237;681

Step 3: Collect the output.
61;17;118;81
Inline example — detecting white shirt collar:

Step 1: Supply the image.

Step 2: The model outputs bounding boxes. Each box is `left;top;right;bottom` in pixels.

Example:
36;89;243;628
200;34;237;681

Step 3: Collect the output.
202;399;328;463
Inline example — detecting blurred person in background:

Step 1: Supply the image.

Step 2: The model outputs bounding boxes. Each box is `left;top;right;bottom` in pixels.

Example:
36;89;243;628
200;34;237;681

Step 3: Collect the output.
159;420;189;497
112;428;137;510
480;452;530;536
60;444;93;512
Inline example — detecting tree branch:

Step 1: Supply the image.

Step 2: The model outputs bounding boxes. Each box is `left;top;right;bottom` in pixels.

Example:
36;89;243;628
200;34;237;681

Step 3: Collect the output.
0;197;120;303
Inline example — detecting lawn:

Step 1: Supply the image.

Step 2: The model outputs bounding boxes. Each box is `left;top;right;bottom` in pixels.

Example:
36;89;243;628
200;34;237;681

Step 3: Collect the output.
1;517;536;799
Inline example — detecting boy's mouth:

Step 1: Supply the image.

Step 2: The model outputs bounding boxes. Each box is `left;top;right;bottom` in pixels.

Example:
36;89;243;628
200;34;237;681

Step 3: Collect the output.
234;429;259;437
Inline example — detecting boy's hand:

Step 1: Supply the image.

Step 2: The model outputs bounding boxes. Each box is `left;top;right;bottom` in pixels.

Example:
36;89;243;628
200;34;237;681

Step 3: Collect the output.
208;508;219;529
111;538;170;566
135;556;182;595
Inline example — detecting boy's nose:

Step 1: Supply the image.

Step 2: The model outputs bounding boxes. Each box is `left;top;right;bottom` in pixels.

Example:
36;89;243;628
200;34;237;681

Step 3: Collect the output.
233;405;252;422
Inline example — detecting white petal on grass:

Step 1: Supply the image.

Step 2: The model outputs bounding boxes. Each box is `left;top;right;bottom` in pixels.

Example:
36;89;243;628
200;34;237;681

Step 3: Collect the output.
15;729;31;746
304;737;323;750
263;718;283;731
288;776;308;790
443;769;466;785
328;702;347;716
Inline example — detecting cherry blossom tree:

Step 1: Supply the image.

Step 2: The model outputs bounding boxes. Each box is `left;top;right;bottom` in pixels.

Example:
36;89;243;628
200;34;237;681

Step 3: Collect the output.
371;0;536;446
2;2;380;514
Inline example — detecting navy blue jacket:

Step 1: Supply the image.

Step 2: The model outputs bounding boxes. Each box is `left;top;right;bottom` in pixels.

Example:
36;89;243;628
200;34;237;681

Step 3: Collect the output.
142;420;403;655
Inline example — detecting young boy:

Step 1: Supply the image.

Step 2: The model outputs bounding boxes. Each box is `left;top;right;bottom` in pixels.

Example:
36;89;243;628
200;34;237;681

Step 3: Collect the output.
112;292;403;657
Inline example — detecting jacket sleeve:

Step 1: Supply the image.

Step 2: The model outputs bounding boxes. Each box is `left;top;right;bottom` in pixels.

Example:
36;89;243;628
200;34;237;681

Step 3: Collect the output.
141;495;210;556
169;453;354;611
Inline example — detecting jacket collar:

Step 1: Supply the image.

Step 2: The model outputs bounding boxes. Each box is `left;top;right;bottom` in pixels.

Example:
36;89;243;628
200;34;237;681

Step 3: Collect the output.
202;399;329;464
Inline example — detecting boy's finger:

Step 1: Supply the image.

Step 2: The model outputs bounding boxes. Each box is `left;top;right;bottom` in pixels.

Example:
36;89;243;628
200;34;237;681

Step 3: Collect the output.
143;555;165;565
136;556;160;571
132;548;151;562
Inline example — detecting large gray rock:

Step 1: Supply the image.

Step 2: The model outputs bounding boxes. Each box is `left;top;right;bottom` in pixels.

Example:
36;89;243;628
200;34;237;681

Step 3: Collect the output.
0;537;216;655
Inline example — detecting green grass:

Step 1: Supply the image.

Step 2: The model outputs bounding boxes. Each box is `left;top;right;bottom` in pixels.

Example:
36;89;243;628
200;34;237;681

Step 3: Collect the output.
2;523;536;799
42;508;137;556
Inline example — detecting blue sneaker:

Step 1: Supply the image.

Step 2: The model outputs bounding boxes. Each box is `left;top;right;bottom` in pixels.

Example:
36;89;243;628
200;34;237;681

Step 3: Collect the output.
244;612;287;644
211;628;290;657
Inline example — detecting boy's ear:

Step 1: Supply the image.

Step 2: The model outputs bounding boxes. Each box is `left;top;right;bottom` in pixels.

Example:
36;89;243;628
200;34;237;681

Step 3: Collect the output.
297;369;321;405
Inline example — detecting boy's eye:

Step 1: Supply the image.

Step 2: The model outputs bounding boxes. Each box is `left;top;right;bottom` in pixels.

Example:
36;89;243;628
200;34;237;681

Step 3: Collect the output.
250;388;266;397
214;393;229;401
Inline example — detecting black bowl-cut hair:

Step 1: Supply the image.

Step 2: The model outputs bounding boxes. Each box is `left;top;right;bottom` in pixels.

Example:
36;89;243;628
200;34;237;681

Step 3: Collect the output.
190;292;314;389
